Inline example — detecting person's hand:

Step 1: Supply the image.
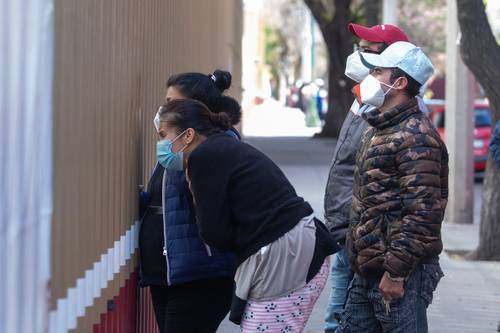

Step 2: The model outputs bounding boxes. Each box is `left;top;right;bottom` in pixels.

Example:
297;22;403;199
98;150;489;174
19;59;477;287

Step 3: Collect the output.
379;271;405;302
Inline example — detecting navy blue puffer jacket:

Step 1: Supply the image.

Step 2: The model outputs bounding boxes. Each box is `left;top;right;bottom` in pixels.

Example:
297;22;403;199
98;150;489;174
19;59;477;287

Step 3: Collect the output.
162;168;235;285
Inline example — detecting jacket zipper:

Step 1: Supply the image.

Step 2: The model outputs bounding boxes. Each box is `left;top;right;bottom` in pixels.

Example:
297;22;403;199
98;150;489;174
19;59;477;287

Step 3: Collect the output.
161;167;172;285
204;243;213;256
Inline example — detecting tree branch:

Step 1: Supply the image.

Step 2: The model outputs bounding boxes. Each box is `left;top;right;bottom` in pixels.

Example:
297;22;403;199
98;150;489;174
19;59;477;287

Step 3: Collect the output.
364;0;380;26
456;0;500;118
304;0;335;30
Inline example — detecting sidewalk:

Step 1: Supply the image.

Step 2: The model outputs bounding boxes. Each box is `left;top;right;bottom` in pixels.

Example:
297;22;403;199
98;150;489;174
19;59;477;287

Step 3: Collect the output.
217;134;500;333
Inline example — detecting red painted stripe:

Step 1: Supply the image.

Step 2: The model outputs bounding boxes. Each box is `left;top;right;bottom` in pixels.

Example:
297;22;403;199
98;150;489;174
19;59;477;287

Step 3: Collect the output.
91;271;149;333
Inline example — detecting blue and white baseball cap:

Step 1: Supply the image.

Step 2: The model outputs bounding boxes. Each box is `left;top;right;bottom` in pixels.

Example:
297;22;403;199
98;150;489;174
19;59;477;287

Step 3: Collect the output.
359;41;434;85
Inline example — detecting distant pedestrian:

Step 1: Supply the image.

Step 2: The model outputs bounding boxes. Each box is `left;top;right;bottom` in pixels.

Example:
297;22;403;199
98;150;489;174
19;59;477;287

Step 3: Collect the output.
157;99;339;333
139;70;241;333
489;120;500;167
324;23;410;333
339;41;448;332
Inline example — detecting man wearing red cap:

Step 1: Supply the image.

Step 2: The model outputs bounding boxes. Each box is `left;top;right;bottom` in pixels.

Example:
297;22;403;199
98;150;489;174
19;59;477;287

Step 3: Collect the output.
323;23;410;333
349;23;409;46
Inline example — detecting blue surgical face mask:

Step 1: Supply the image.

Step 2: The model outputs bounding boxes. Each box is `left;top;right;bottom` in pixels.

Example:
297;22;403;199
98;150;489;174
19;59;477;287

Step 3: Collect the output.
156;130;188;171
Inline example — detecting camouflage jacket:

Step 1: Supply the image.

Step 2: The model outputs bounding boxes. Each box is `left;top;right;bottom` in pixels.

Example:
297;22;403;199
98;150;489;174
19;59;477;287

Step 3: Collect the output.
346;98;449;278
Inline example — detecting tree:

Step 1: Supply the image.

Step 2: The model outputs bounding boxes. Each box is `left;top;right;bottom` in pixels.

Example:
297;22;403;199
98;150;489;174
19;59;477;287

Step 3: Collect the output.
456;0;500;260
263;0;309;97
304;0;381;138
304;0;354;138
364;0;380;26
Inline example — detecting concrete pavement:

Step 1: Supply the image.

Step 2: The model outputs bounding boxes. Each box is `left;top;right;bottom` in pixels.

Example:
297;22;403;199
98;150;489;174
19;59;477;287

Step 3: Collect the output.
217;134;500;333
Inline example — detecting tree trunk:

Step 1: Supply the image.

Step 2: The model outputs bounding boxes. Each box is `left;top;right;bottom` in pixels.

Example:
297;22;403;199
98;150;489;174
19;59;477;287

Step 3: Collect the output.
472;160;500;260
364;0;380;26
304;0;353;138
321;47;355;138
456;0;500;260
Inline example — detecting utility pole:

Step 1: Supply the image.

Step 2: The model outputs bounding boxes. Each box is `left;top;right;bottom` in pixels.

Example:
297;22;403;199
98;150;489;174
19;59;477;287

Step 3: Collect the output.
301;10;313;83
383;0;399;25
311;15;315;82
444;0;475;224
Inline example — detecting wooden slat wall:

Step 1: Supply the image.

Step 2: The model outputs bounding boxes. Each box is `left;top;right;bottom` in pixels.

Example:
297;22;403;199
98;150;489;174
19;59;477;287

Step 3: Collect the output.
51;0;242;331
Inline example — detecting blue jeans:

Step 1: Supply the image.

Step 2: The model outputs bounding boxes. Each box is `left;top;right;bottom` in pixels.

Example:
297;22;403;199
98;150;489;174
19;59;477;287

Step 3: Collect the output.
324;247;352;333
336;263;444;333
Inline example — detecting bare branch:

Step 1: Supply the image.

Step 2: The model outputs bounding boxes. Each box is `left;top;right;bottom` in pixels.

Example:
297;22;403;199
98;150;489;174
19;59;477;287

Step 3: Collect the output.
304;0;335;29
456;0;500;117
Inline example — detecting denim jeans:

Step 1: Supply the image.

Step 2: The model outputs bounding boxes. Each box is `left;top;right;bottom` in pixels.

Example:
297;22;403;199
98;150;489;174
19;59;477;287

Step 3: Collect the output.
336;263;444;333
324;247;353;333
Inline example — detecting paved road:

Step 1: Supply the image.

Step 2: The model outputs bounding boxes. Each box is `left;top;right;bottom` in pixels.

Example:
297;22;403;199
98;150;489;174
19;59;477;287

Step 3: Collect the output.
217;135;499;333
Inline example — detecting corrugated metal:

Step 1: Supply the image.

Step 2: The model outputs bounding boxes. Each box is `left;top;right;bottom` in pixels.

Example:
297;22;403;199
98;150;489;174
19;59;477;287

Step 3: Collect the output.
49;0;242;332
0;0;54;333
137;287;160;333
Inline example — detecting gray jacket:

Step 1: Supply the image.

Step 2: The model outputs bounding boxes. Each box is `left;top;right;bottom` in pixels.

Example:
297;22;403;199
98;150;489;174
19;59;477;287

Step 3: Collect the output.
324;103;369;243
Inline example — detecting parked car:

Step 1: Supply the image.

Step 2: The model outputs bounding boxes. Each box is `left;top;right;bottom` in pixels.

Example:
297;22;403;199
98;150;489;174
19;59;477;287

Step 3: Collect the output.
426;100;492;173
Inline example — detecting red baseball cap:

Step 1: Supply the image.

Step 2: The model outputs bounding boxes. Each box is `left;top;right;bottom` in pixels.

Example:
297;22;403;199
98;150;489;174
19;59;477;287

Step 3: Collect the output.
348;23;409;45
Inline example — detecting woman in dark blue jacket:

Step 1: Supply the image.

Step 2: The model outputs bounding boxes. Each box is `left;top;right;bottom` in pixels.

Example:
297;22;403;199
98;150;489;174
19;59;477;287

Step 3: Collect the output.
138;70;241;333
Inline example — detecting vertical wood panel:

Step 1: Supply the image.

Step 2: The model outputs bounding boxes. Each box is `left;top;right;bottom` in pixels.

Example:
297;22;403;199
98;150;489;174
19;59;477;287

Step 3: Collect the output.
51;0;242;331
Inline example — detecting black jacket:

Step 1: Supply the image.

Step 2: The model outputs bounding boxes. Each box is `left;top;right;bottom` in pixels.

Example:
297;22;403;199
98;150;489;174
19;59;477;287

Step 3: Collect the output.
188;133;314;265
324;109;369;243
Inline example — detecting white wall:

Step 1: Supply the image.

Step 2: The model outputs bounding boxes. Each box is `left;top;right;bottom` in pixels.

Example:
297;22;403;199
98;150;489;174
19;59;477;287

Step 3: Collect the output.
0;1;54;332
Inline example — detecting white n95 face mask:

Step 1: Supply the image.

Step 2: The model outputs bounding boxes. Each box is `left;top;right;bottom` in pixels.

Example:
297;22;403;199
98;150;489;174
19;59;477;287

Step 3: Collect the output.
345;52;370;83
359;74;400;108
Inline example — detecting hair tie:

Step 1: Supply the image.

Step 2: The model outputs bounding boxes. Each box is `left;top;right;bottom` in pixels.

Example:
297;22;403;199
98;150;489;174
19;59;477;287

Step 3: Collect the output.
210;74;217;83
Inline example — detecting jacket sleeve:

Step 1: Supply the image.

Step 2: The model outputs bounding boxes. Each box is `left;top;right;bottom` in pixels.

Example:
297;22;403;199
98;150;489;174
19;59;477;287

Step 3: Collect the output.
323;113;352;231
490;122;500;167
187;147;234;251
384;133;446;278
324;112;367;236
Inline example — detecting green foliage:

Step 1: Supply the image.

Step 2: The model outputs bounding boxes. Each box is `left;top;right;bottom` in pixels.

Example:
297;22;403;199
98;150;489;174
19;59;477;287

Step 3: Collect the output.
350;1;366;25
349;0;381;34
263;25;284;78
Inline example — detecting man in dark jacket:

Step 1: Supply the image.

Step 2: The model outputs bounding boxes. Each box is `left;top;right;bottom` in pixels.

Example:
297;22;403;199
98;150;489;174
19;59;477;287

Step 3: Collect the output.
339;41;448;332
324;23;410;333
490;120;500;167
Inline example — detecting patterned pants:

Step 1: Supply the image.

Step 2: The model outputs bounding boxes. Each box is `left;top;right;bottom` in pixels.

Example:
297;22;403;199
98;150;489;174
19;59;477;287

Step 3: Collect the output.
240;259;330;333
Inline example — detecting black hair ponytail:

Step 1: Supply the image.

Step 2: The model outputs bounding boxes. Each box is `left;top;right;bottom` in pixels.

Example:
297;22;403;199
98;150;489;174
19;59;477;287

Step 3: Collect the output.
208;111;231;130
159;99;230;136
211;69;232;91
166;69;242;125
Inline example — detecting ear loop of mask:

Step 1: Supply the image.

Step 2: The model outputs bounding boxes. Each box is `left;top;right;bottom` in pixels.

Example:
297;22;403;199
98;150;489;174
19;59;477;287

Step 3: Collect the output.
380;77;402;96
171;129;189;153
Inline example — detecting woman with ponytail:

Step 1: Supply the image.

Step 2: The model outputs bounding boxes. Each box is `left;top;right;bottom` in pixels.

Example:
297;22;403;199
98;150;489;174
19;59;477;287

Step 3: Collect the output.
138;70;240;333
156;99;339;333
164;69;241;136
